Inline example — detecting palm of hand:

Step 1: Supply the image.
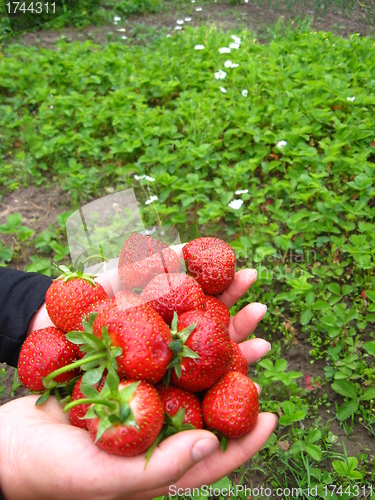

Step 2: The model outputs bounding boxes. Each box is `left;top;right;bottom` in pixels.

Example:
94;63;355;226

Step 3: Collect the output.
0;269;277;500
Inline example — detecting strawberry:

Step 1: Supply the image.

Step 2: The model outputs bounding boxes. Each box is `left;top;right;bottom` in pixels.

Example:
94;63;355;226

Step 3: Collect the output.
45;264;108;333
69;374;106;429
170;310;233;392
140;272;205;325
182;237;236;295
204;295;230;327
118;233;181;290
93;302;173;384
157;383;204;429
17;327;80;391
227;340;248;375
85;379;164;457
202;371;259;438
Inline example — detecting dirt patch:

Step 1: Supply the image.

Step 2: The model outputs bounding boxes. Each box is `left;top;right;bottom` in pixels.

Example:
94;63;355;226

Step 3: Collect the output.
14;0;374;50
0;185;71;269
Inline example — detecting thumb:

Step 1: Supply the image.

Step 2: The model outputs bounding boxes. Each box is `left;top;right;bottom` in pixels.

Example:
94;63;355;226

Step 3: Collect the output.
143;430;220;489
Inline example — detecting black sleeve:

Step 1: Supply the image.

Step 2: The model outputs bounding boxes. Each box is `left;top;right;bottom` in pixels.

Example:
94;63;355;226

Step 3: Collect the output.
0;269;52;367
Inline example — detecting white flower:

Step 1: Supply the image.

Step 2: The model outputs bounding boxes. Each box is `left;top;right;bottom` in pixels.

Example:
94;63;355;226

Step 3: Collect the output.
219;47;231;54
174;26;183;30
185;17;192;21
176;19;184;24
215;69;227;80
116;28;126;32
231;35;241;43
347;96;355;102
196;7;202;11
145;195;158;205
220;87;227;93
228;199;244;210
244;0;249;3
235;189;249;194
224;60;239;68
191;0;195;2
194;44;205;50
242;89;248;97
277;140;287;148
114;16;121;22
134;174;146;180
229;42;240;49
121;36;127;40
145;175;155;182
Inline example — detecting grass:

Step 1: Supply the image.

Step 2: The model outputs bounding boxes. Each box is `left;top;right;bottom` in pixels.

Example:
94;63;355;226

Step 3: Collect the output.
0;5;375;499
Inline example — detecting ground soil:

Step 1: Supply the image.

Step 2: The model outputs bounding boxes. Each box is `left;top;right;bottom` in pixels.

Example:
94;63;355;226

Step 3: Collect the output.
1;0;374;477
15;0;375;49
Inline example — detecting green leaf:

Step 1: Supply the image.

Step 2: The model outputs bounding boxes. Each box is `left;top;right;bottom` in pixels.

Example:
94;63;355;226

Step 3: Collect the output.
336;400;359;421
363;341;375;356
327;283;341;295
305;443;322;461
300;309;313;325
360;387;375;401
331;379;358;399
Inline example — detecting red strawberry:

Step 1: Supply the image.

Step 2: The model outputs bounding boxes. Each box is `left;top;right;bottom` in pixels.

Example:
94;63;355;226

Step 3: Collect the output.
204;295;230;327
86;379;164;457
183;237;236;295
170;310;233;392
93;302;173;384
45;264;108;333
118;233;181;290
157;383;204;429
202;371;259;438
227;340;248;375
69;374;106;429
79;297;115;329
17;327;80;391
140;272;205;325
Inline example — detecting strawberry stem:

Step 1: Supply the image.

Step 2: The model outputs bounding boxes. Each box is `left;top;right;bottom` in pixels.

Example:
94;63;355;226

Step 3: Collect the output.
63;397;116;413
43;352;106;388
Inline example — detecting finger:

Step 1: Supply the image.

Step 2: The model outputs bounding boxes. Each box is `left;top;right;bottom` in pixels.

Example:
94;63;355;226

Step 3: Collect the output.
148;412;278;497
228;302;267;343
238;338;271;364
101;430;220;497
218;269;257;308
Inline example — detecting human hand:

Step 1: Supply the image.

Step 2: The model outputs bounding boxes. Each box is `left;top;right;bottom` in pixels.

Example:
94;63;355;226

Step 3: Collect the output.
1;268;277;500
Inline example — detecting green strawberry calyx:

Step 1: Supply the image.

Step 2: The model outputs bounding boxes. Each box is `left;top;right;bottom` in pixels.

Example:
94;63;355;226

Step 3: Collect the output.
164;312;199;384
41;313;122;392
53;262;100;287
64;372;141;442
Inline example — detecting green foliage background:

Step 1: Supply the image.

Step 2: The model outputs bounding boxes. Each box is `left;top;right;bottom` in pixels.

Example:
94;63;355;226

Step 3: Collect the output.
0;3;375;496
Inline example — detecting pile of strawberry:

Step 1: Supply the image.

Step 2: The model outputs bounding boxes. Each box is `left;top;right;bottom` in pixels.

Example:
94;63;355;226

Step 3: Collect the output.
17;235;259;457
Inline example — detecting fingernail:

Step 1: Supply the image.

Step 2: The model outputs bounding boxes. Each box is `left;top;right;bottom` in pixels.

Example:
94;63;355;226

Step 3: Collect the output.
192;437;219;463
248;269;257;282
250;302;267;319
266;341;272;352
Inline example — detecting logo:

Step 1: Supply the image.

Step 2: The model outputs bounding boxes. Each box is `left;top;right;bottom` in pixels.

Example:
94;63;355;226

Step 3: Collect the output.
2;0;80;34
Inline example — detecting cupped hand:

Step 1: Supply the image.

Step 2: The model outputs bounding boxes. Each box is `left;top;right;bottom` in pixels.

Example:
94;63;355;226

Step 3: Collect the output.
2;268;277;500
